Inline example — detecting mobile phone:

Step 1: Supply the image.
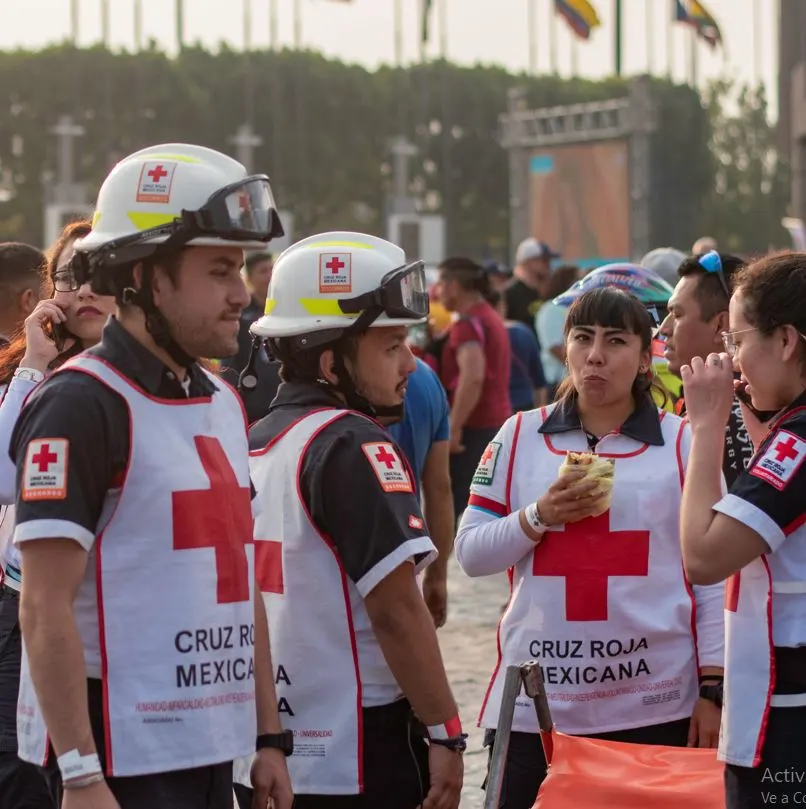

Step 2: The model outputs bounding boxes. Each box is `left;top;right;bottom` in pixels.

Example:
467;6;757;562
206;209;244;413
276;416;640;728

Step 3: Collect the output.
45;321;69;353
735;381;777;423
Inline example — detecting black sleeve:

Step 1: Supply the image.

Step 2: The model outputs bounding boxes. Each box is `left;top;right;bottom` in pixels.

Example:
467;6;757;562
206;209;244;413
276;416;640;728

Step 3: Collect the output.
11;374;127;550
301;417;435;596
719;416;806;552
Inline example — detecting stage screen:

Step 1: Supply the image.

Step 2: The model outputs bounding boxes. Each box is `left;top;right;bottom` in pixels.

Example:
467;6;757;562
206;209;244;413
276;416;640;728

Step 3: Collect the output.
529;140;631;270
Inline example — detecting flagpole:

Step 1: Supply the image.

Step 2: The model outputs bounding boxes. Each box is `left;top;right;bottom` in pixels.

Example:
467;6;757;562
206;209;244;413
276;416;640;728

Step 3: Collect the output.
666;0;673;78
133;0;143;50
70;0;80;45
269;0;278;50
439;0;447;60
293;0;302;49
614;0;622;76
243;0;252;50
528;0;537;74
753;0;761;87
176;0;184;52
549;0;558;74
100;0;110;47
420;0;427;63
394;0;403;65
646;0;653;74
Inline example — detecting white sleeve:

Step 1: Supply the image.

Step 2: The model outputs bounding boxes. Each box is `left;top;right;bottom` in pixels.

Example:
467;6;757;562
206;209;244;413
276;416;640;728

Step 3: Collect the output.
455;414;537;577
0;375;38;505
693;582;726;668
677;421;726;668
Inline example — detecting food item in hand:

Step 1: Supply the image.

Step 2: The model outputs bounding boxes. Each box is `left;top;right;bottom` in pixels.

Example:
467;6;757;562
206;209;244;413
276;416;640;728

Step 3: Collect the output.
559;452;615;515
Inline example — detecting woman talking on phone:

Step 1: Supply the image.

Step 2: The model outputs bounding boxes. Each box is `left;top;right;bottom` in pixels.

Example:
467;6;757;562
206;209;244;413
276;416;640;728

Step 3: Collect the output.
456;286;725;809
0;219;115;808
680;252;806;809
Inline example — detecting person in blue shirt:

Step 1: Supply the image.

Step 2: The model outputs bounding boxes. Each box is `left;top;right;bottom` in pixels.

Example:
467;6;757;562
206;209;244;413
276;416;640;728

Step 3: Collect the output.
489;290;547;411
389;357;454;627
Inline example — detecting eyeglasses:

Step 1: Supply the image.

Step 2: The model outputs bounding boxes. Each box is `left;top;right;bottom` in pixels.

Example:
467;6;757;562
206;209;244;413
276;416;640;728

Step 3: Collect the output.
698;251;731;297
721;328;757;357
52;262;80;292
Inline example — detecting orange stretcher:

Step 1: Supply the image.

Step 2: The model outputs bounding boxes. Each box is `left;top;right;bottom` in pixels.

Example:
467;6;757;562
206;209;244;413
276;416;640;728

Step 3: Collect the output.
484;663;726;809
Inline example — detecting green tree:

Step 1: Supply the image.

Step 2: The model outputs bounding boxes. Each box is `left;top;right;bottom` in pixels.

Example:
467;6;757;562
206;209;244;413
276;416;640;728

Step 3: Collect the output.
701;78;790;254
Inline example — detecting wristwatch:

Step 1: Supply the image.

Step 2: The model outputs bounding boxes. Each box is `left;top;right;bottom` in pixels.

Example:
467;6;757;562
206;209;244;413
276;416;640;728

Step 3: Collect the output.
256;730;294;756
523;502;548;534
13;367;45;384
699;683;723;708
429;734;468;754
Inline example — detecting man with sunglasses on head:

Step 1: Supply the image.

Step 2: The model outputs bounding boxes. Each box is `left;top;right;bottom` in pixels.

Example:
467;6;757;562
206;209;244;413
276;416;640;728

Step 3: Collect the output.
237;232;464;809
8;144;292;809
659;251;766;487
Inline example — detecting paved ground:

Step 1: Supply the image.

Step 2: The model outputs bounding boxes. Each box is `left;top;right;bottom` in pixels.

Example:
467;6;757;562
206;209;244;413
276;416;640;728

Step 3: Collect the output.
437;557;509;809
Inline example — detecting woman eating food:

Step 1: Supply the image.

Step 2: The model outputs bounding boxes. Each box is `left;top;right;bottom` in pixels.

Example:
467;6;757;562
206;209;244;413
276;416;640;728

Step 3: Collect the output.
456;286;725;809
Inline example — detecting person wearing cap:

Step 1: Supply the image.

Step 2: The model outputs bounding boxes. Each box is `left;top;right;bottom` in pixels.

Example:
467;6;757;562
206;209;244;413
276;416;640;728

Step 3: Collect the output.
9;144;292;809
240;233;464;809
640;247;687;288
504;238;560;338
481;260;512;294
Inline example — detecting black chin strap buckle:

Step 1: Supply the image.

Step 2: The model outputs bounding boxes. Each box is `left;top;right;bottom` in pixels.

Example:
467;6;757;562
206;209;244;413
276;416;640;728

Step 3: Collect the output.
238;336;263;393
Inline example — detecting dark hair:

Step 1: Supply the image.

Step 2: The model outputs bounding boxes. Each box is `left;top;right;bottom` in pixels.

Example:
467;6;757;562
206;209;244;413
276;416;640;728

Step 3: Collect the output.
438;256;492;302
733;251;806;359
555;287;668;406
0;242;46;310
245;251;273;274
545;264;580;300
677;252;745;321
0;221;92;386
272;332;361;384
487;289;502;308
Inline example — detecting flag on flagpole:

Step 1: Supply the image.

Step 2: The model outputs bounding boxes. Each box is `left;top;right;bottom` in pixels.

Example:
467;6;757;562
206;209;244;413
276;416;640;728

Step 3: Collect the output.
422;0;434;45
554;0;601;41
674;0;722;48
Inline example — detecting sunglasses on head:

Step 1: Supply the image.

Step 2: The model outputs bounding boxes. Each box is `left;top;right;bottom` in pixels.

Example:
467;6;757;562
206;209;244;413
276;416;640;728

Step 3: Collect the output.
698;250;731;297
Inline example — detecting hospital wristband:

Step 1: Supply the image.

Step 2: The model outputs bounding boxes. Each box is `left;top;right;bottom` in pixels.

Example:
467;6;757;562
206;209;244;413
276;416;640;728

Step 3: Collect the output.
62;772;106;790
427;716;463;741
57;750;103;783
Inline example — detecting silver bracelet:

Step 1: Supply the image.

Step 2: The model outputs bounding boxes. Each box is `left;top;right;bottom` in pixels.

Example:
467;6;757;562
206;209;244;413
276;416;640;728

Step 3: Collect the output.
62;772;106;790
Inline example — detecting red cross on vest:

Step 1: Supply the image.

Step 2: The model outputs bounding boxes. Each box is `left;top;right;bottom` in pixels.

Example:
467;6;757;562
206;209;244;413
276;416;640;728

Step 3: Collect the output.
532;511;650;621
773;436;800;463
326;256;345;274
374;446;397;469
31;444;58;473
255;541;283;595
480;444;495;465
148;164;168;183
172;436;253;604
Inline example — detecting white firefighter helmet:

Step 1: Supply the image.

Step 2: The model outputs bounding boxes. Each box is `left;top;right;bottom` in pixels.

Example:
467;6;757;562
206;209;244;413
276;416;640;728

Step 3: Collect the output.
250;232;428;345
75;143;283;258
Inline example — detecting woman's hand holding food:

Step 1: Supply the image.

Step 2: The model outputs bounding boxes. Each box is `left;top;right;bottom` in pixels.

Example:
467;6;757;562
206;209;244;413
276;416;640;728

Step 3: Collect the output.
536;470;604;527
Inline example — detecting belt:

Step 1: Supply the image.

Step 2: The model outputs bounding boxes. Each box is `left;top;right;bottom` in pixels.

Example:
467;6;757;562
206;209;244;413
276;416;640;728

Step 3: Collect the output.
1;562;20;593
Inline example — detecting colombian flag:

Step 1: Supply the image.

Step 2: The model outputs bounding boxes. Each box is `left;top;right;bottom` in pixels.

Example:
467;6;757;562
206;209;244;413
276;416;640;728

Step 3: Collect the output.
554;0;601;41
674;0;722;48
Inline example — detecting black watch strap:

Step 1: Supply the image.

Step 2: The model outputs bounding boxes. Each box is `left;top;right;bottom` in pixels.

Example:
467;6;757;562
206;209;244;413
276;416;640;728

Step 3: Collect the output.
256;730;294;756
429;734;468;753
699;683;723;709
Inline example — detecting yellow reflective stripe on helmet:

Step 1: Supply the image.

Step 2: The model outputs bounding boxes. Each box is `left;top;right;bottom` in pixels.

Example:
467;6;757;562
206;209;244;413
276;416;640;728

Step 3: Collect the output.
127;212;178;231
135;153;202;164
92;211;102;227
263;299;277;315
305;241;373;250
299;299;360;317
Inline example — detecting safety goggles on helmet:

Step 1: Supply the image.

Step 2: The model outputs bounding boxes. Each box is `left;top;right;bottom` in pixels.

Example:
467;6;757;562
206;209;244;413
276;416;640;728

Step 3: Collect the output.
697;250;731;297
73;175;284;282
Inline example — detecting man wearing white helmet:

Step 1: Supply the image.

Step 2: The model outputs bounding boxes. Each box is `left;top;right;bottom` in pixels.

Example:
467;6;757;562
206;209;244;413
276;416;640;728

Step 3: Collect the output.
241;232;464;809
9;144;292;809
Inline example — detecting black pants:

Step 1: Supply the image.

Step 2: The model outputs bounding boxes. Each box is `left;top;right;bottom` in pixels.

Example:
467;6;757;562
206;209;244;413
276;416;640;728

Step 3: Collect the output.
484;717;690;809
0;585;59;809
724;706;806;809
86;678;234;809
450;426;499;520
235;698;430;809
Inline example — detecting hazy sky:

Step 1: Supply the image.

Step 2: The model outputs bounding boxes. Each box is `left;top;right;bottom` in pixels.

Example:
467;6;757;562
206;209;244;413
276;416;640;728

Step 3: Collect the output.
1;0;780;115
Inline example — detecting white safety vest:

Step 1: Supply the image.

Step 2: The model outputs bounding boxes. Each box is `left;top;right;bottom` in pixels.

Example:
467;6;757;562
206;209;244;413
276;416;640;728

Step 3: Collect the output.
237;407;422;795
478;405;707;736
719;525;806;767
16;354;257;777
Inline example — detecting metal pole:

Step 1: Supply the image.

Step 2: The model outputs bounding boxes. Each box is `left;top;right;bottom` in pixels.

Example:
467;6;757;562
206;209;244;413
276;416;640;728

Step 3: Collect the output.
394;0;404;65
269;0;278;50
528;0;537;74
100;0;110;47
293;0;302;49
133;0;143;50
70;0;80;45
549;0;558;74
243;0;252;50
176;0;184;52
614;0;622;76
439;0;447;60
483;666;523;809
646;0;653;74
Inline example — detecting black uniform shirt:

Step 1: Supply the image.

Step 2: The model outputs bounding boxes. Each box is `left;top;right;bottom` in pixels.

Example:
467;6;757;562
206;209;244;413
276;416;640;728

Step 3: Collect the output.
249;381;434;594
10;317;254;549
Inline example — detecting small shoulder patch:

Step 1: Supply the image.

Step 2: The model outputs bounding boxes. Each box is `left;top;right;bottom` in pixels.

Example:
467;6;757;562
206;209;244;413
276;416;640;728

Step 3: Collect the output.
472;441;502;486
22;438;69;501
749;429;806;491
361;442;413;493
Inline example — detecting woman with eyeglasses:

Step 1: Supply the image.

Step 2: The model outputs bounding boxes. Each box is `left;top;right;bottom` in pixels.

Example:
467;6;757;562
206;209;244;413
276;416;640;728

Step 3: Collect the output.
680;251;806;809
0;219;115;808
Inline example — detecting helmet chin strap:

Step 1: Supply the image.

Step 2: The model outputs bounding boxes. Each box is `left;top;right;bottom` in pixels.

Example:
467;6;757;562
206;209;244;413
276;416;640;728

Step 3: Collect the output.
329;347;404;423
122;265;196;370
